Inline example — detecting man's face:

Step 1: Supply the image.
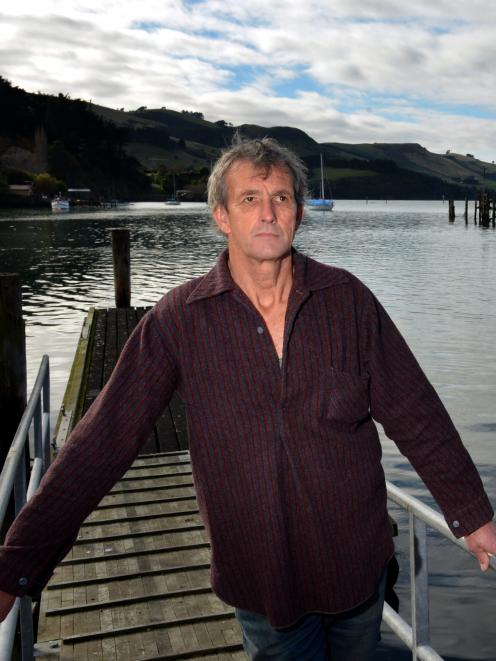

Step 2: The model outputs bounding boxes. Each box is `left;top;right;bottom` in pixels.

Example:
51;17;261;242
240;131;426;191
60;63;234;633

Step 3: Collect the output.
212;160;303;263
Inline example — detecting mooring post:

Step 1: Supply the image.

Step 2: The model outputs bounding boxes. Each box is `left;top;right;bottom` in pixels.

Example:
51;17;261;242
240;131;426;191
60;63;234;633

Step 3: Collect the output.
492;199;495;227
464;197;468;224
474;198;478;224
448;199;455;222
0;275;27;529
481;194;489;227
111;228;131;308
0;275;27;468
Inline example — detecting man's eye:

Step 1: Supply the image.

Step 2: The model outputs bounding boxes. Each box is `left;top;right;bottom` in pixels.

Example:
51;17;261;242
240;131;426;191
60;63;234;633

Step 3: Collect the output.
244;196;255;204
275;195;288;203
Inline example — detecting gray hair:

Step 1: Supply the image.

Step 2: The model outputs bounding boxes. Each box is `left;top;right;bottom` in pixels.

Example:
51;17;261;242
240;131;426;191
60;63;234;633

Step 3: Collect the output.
207;135;308;209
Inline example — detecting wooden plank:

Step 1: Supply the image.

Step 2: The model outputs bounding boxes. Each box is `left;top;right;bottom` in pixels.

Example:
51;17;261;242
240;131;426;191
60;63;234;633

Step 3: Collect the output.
155;407;180;453
81;308;107;417
53;307;95;446
62;610;236;644
116;307;130;355
102;307;117;385
169;392;188;451
48;564;211;590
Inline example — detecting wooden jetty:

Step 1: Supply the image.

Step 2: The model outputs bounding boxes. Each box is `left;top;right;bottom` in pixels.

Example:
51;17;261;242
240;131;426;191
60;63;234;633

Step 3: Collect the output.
35;306;244;660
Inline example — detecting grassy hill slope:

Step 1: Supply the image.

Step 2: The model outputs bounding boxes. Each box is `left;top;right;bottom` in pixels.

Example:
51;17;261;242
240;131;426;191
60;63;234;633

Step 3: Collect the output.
2;78;495;201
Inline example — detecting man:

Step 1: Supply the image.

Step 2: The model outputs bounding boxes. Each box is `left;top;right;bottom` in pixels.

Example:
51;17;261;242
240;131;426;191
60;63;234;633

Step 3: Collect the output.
0;137;495;660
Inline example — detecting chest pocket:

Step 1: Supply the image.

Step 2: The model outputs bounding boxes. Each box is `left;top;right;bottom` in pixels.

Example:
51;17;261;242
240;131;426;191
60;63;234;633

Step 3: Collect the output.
326;368;371;432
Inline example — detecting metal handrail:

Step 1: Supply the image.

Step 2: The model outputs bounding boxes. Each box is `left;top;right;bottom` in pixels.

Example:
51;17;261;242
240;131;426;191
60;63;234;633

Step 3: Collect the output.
0;356;51;661
384;480;495;661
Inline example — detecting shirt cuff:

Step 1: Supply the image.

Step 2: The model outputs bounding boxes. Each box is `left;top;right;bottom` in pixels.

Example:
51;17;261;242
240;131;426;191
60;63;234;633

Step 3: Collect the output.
445;494;494;538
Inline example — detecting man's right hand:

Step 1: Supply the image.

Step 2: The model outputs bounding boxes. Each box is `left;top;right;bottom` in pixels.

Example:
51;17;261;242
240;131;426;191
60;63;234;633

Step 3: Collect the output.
0;591;16;623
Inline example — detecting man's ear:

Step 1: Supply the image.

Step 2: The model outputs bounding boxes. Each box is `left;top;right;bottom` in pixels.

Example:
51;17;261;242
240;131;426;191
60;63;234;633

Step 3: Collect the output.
213;205;230;235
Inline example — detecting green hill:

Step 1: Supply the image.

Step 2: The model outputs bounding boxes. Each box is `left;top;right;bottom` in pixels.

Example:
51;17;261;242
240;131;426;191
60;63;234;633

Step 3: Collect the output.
1;77;495;202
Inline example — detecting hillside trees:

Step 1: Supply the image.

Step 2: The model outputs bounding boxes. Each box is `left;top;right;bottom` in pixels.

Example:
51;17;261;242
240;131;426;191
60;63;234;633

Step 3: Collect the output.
0;77;150;197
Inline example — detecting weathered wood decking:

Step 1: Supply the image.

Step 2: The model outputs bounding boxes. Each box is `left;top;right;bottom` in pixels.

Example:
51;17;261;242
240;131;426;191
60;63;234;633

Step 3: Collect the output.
36;307;244;660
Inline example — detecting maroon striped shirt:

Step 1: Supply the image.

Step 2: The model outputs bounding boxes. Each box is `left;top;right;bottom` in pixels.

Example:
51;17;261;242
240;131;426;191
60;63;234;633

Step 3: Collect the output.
1;249;493;627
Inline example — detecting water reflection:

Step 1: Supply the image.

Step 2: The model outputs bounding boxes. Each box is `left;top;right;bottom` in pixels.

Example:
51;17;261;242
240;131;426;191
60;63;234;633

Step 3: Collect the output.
1;201;495;658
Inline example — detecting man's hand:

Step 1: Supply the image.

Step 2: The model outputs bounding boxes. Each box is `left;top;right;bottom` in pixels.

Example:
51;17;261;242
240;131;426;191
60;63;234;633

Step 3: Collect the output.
0;590;16;623
464;521;496;571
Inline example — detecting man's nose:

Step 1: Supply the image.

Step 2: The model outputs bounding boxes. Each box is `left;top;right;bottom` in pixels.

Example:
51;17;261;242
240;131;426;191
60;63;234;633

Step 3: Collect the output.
260;197;276;223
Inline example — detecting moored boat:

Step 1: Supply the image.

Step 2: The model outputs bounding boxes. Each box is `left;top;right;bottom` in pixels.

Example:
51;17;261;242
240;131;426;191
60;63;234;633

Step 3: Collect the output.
307;154;334;210
165;173;181;206
51;196;70;212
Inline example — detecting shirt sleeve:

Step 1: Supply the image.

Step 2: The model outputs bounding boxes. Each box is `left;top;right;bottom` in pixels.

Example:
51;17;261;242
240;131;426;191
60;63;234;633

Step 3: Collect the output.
359;285;494;538
0;305;178;597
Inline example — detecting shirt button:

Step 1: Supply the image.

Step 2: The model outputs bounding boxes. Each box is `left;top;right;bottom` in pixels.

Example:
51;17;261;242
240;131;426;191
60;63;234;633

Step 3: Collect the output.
257;326;264;334
18;577;28;587
452;520;460;528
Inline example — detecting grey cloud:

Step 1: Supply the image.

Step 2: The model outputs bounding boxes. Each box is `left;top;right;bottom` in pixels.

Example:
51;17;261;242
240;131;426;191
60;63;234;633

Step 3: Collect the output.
82;77;130;98
343;65;366;82
2;2;496;160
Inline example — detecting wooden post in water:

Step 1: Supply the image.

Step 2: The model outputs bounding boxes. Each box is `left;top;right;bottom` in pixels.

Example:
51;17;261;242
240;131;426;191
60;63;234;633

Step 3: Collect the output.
474;198;478;224
448;199;455;222
492;199;495;227
0;275;27;467
464;197;468;224
481;194;490;227
111;229;131;308
0;275;27;530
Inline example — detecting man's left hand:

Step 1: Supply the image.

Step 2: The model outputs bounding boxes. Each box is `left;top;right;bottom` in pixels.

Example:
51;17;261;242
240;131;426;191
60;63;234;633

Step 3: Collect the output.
464;521;496;571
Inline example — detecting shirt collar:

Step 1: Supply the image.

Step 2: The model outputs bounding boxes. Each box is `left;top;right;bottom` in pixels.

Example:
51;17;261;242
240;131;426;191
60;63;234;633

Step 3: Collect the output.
186;248;350;305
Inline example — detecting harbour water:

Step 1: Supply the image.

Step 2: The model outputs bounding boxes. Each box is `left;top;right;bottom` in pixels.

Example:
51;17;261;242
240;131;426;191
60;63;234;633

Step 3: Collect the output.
0;200;495;659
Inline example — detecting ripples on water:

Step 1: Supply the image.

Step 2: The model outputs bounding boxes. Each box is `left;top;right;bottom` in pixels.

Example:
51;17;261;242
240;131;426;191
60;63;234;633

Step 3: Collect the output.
1;200;495;658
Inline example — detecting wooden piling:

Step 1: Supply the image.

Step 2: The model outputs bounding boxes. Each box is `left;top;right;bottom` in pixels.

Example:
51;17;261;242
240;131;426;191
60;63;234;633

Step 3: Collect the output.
464;197;468;224
0;275;27;528
448;199;455;222
0;274;27;466
474;199;478;224
492;199;495;227
481;194;490;227
111;229;131;308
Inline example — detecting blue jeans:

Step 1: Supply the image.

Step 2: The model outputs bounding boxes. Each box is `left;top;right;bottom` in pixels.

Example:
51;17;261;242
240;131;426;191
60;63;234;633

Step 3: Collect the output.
235;570;387;660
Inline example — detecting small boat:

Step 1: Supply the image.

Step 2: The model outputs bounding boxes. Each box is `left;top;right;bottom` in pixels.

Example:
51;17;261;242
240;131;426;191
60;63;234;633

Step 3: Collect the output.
165;173;181;206
307;154;334;210
51;195;70;212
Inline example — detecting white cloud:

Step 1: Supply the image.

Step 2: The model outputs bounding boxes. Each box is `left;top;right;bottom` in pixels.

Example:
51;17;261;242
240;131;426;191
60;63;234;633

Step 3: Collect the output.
1;1;495;161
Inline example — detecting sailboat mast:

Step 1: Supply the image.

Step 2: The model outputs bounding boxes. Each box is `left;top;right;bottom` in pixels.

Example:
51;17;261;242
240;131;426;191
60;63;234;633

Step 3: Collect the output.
320;153;324;199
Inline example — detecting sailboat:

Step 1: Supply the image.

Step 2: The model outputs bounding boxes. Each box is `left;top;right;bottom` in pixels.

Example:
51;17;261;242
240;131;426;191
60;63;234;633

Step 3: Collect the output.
165;172;181;206
307;154;334;210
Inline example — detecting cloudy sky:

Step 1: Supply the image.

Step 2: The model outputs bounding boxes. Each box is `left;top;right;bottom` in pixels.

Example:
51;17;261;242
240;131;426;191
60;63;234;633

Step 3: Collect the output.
2;1;496;161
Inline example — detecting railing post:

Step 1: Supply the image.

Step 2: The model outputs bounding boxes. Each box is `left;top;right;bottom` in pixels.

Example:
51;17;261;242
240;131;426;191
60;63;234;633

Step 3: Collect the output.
111;229;131;308
20;597;34;661
409;513;431;660
42;361;51;470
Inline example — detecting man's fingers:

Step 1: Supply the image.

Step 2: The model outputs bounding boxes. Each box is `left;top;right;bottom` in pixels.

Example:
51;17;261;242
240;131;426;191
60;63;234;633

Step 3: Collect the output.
473;550;490;572
464;521;496;571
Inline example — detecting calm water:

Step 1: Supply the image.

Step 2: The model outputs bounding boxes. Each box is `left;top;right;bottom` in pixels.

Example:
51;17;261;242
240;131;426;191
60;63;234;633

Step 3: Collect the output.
0;200;495;659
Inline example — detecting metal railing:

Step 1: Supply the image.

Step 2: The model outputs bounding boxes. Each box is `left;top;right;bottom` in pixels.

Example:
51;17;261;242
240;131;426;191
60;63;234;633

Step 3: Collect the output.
0;356;51;661
383;480;495;660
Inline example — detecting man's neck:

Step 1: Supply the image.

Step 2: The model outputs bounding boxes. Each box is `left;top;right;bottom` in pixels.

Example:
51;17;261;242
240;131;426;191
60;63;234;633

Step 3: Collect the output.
227;250;293;313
